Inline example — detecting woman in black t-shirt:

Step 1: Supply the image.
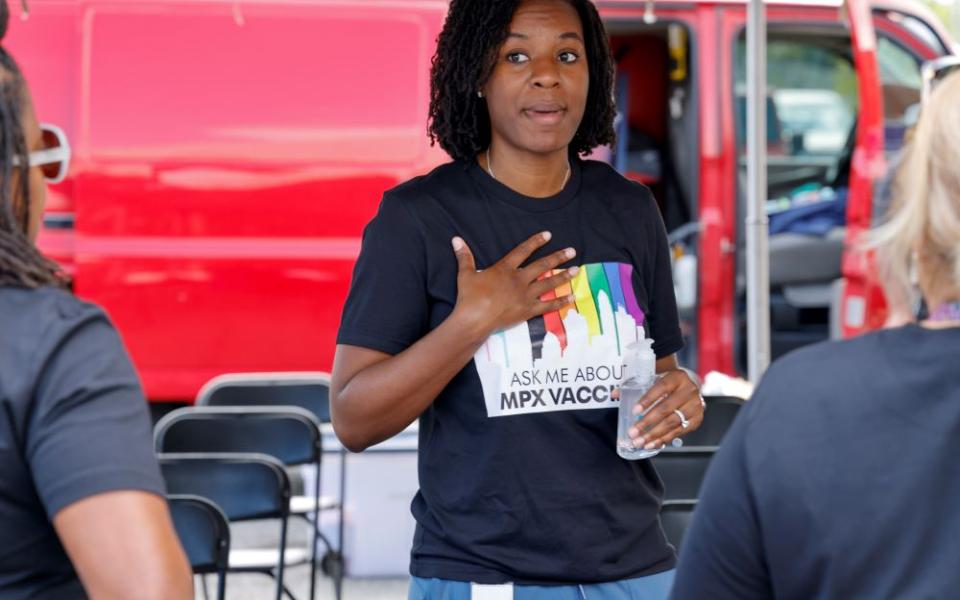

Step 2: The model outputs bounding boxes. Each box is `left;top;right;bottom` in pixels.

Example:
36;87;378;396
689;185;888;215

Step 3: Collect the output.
332;0;705;597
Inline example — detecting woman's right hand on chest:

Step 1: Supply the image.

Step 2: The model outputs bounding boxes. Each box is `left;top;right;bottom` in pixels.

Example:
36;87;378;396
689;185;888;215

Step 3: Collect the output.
450;231;579;336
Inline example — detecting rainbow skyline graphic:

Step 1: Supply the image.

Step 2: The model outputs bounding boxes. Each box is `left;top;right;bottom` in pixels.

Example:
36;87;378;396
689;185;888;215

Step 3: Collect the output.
475;261;647;418
478;262;646;369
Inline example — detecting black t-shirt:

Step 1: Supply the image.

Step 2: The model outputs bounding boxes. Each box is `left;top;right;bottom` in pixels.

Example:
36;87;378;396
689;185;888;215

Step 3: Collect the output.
0;286;166;599
338;158;684;584
671;325;960;599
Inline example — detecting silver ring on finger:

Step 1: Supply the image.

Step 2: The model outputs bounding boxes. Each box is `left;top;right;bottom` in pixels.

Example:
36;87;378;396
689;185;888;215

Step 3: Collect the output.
699;394;707;412
674;408;691;429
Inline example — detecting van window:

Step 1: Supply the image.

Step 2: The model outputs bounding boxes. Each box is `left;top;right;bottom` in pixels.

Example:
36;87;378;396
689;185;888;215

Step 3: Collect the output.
87;7;434;164
877;36;922;136
878;37;923;89
735;36;858;160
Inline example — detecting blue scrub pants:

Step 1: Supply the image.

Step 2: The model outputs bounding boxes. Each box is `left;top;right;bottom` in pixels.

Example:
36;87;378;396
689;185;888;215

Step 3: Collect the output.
408;570;675;600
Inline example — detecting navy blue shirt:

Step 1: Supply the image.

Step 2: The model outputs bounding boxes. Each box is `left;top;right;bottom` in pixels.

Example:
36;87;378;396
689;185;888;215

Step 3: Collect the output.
671;325;960;599
0;286;165;599
338;158;683;584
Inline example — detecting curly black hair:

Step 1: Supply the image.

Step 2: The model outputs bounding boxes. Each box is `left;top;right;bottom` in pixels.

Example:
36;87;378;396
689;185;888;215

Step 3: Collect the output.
428;0;616;161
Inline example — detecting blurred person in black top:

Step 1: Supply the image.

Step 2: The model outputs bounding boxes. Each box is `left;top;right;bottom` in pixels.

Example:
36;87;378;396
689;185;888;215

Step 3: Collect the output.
0;2;192;597
331;0;705;597
671;72;960;599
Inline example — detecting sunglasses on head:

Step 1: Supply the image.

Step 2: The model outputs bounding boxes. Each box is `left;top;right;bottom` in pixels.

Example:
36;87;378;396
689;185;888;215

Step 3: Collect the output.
11;123;71;184
922;56;960;106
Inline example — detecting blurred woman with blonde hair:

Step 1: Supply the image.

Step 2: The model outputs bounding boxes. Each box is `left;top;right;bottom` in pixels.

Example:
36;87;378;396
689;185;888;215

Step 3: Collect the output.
669;71;960;599
875;70;960;326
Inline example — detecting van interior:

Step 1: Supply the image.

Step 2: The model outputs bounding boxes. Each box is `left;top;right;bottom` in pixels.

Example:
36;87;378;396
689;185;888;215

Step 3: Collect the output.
605;23;923;376
731;27;922;374
606;22;700;368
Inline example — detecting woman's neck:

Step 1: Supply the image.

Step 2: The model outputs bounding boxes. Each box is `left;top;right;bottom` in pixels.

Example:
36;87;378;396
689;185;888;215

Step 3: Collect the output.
481;145;571;198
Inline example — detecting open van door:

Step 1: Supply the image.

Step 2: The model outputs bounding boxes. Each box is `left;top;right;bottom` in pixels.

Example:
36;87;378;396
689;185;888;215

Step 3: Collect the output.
837;0;888;337
837;0;956;337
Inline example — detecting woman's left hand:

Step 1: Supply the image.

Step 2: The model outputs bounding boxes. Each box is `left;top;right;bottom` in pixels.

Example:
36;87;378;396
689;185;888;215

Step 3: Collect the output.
628;369;705;450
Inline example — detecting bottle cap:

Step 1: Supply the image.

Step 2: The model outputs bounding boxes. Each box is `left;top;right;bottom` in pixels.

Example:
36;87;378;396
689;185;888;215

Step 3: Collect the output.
623;331;655;381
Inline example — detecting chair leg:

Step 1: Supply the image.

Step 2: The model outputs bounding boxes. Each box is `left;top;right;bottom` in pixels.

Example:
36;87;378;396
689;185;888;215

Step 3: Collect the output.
261;567;298;600
276;517;289;600
337;449;347;600
216;568;227;600
333;554;343;600
257;570;292;600
309;459;320;600
316;550;344;600
338;449;347;556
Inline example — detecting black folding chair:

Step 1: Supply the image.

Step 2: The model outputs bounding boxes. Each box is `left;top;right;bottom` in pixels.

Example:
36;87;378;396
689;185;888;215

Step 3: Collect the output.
197;373;332;421
156;412;311;600
196;372;345;596
651;447;717;501
168;494;230;600
680;395;745;447
660;500;697;553
159;454;294;600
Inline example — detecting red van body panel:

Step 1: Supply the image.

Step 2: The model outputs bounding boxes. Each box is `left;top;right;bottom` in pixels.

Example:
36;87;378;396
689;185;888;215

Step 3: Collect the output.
11;1;448;401
703;2;739;377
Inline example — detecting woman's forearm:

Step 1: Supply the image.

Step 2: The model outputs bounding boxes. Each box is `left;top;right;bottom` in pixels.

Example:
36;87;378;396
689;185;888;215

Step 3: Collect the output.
332;310;491;451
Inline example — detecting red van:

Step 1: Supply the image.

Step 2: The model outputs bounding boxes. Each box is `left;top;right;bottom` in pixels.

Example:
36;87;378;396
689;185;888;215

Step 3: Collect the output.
8;0;954;404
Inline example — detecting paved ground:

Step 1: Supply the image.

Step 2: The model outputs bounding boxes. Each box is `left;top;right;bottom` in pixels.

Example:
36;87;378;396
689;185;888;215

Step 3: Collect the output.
194;521;409;600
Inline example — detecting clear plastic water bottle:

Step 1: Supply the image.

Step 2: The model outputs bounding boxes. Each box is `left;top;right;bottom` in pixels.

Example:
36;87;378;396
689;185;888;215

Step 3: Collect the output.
617;330;660;460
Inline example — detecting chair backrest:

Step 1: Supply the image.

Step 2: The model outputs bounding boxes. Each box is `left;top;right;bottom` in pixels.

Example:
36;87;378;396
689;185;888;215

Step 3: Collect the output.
651;448;717;501
197;372;332;423
154;406;321;467
168;494;230;574
660;500;697;552
680;396;745;447
158;453;290;522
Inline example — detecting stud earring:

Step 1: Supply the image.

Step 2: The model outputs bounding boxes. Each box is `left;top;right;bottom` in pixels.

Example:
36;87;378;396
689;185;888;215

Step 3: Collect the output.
477;91;484;98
